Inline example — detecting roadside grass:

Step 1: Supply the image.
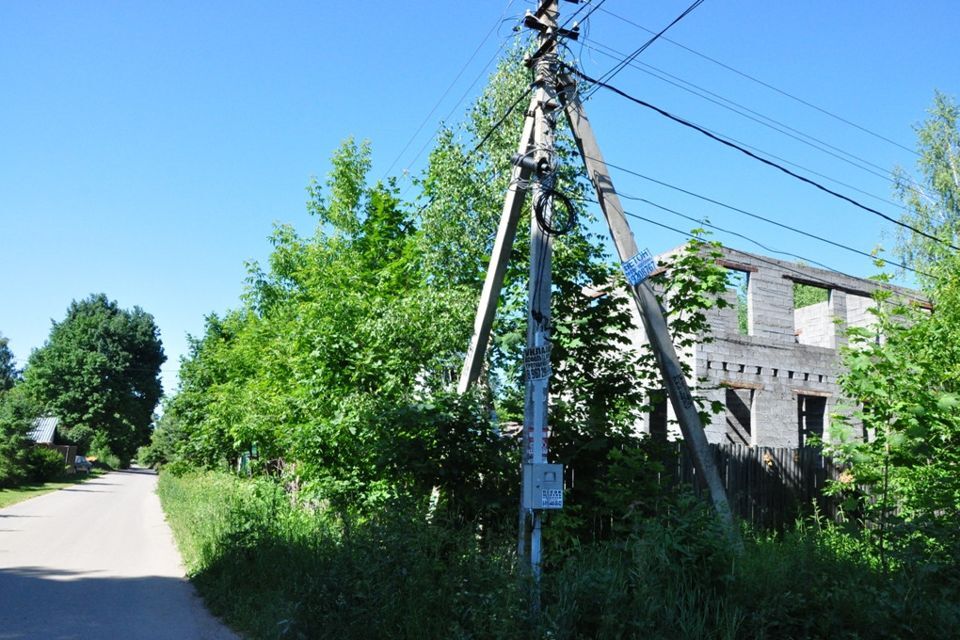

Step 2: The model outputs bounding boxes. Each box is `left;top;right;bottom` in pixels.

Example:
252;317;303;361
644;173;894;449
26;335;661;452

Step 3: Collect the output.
0;468;105;509
159;471;960;640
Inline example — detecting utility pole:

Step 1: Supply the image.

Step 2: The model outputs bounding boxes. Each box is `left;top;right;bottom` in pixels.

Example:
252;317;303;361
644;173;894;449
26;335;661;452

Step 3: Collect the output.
457;0;738;605
520;0;561;585
561;88;737;537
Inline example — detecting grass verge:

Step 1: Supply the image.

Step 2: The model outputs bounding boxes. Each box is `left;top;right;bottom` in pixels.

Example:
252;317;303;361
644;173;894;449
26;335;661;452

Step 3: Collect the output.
0;468;105;509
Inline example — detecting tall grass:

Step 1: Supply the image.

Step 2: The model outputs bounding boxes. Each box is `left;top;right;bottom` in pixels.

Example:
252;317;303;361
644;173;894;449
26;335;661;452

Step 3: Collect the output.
159;472;960;640
159;471;526;639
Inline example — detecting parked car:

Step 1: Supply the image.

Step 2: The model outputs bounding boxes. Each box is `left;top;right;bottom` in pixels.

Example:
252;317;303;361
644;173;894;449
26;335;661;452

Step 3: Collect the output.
74;455;92;473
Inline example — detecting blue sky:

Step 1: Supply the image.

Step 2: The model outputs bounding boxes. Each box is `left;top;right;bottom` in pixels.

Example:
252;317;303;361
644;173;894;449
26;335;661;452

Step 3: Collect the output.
2;0;958;396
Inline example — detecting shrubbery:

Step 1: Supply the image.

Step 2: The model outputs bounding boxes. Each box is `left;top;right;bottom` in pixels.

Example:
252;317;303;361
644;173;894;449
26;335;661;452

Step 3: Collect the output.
159;471;960;640
88;431;123;470
27;447;67;483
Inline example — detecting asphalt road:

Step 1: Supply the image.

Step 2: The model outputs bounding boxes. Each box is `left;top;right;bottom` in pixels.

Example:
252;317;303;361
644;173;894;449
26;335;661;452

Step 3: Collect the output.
0;468;239;640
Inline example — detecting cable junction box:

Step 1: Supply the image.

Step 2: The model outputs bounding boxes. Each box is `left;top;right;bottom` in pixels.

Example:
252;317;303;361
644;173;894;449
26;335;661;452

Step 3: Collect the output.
522;463;564;510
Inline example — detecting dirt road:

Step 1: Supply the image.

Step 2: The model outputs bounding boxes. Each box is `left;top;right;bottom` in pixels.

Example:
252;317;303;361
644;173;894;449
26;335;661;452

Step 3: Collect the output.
0;468;238;639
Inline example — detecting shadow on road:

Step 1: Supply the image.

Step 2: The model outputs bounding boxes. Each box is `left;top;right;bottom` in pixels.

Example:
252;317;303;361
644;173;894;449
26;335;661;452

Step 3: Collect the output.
60;488;113;493
0;567;237;639
116;467;158;476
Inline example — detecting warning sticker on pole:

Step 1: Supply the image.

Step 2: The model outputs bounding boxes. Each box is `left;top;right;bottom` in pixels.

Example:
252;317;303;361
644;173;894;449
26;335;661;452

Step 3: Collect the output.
524;344;552;382
541;488;563;509
622;249;657;286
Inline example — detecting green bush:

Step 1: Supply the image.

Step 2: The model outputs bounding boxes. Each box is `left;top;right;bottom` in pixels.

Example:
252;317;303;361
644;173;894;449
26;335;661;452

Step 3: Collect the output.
88;431;122;469
27;447;67;483
159;471;960;640
159;471;525;639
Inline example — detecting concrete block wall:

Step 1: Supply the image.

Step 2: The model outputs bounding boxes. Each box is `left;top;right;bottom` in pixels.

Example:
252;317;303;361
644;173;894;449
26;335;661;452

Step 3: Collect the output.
845;293;878;331
746;265;795;344
794;301;833;348
628;246;922;447
698;340;837;447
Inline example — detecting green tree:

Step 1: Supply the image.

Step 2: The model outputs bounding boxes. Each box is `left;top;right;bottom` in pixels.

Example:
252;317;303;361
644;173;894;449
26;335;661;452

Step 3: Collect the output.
166;139;477;510
829;263;960;568
894;91;960;278
0;387;66;486
22;294;165;465
829;94;960;567
0;333;18;392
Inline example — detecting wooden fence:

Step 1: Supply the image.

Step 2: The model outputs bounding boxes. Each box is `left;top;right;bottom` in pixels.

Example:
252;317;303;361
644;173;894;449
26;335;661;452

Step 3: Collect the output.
669;442;841;529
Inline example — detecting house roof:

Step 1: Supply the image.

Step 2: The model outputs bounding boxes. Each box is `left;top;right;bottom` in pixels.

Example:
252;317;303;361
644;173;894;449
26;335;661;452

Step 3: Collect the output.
29;416;59;444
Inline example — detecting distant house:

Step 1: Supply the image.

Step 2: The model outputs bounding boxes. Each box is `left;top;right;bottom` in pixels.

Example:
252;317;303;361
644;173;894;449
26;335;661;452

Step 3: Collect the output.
28;416;59;445
28;415;77;468
629;246;925;448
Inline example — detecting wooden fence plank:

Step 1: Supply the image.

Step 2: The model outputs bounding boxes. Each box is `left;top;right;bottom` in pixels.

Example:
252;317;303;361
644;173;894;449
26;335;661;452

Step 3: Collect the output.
666;441;842;529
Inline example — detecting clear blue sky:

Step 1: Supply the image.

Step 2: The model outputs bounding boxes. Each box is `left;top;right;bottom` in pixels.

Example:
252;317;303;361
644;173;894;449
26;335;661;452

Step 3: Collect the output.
2;0;958;396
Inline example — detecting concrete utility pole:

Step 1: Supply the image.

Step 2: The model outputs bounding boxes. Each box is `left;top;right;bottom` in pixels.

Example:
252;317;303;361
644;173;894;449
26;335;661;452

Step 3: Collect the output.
562;88;737;537
521;0;561;582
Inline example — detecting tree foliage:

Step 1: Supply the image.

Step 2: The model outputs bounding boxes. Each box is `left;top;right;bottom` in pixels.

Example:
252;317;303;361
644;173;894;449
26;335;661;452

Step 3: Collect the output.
21;294;165;465
163;138;477;510
828;94;960;569
894;91;960;277
158;48;730;545
0;387;67;486
0;333;17;392
829;265;960;569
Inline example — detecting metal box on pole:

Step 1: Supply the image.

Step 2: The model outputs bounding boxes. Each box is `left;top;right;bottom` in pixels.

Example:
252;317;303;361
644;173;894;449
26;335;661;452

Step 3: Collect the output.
522;463;564;510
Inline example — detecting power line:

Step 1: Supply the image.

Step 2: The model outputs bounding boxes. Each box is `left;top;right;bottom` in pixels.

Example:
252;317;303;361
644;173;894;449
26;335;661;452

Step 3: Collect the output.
580;192;836;270
572;68;960;252
470;85;534;157
384;8;514;181
381;0;521;180
592;156;934;279
640;197;837;270
576;55;902;207
597;6;919;157
595;201;929;304
578;39;928;199
571;50;900;207
560;0;607;30
586;0;705;97
571;47;900;207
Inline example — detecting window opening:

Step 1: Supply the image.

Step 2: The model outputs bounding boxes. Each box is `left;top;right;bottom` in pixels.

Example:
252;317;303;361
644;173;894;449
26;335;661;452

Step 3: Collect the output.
725;269;750;335
725;388;752;446
648;390;668;440
797;395;827;447
793;282;832;347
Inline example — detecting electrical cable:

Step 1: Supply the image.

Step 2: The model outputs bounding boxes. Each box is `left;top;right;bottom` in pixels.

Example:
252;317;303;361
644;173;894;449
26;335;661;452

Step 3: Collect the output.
470;85;534;157
571;60;901;207
580;193;836;270
534;172;577;235
582;197;930;305
578;39;929;200
591;156;935;279
381;0;521;181
598;5;919;157
571;67;960;252
583;0;706;98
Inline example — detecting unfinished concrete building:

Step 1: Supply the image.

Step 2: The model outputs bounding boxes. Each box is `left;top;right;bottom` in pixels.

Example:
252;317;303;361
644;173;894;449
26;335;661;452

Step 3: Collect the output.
629;246;924;448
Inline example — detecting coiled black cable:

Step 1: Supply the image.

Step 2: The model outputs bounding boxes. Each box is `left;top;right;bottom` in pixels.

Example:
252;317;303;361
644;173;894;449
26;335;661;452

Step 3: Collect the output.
534;173;577;236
